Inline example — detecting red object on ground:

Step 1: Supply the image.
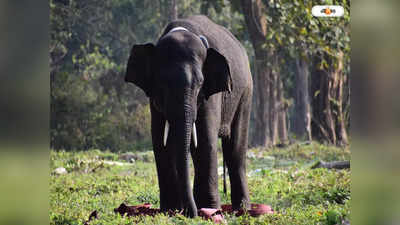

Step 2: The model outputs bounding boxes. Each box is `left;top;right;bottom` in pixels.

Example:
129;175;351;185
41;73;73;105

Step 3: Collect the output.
114;203;179;217
114;203;161;217
198;208;225;223
247;203;274;216
221;203;274;217
83;203;274;224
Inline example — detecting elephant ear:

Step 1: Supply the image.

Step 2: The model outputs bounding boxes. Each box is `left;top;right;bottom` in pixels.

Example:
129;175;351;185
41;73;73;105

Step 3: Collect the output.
125;43;155;97
202;48;232;99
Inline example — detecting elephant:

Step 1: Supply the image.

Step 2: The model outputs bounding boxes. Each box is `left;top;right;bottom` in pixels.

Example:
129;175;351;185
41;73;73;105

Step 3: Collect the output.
124;15;253;217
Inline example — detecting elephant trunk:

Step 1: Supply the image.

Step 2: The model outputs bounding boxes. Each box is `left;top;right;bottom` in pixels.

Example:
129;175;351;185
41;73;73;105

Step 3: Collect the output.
173;103;197;217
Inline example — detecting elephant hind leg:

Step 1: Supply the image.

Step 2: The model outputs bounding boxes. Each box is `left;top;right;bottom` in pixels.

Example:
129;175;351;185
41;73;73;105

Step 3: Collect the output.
190;117;220;209
221;88;251;210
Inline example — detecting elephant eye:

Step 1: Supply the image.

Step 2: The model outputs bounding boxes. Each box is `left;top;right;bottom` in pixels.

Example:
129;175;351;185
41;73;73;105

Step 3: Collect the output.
191;67;203;85
152;98;163;112
198;77;204;85
197;89;205;101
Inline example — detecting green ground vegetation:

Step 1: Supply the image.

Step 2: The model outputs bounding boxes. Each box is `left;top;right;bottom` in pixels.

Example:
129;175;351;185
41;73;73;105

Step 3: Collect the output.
50;142;350;225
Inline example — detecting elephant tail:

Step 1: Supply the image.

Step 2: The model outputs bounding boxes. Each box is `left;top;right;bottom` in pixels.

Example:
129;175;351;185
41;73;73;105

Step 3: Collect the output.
223;158;227;195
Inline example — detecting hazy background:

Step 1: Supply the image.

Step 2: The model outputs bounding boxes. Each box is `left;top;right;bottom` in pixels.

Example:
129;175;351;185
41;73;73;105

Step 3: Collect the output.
351;0;400;224
0;1;48;225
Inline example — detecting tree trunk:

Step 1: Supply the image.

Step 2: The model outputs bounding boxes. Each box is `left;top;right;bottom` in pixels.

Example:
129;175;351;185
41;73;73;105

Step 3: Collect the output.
277;75;288;144
253;53;271;147
240;0;273;147
269;56;278;145
168;0;178;21
333;52;349;146
200;1;210;15
293;58;312;141
240;0;288;147
311;56;335;144
311;52;349;146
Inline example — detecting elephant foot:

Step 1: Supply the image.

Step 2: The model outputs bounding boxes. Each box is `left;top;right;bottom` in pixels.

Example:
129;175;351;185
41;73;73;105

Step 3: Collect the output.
231;198;250;211
183;205;198;218
194;195;220;210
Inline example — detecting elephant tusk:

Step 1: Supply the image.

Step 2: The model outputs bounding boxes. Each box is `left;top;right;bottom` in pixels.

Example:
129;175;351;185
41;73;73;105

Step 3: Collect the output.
163;121;169;147
192;123;198;148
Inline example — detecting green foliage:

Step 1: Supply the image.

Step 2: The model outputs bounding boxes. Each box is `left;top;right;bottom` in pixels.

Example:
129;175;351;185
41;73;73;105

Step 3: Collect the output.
50;69;152;151
50;0;163;151
262;0;350;59
50;144;350;224
258;0;350;101
263;0;350;96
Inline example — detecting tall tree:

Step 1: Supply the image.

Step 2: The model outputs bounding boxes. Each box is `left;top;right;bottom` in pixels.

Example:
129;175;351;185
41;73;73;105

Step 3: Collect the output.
294;58;312;140
311;51;349;146
253;0;350;146
239;0;288;147
168;0;178;21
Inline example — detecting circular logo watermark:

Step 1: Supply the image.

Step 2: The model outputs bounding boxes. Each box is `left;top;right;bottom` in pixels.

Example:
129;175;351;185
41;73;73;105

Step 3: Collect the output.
312;5;345;17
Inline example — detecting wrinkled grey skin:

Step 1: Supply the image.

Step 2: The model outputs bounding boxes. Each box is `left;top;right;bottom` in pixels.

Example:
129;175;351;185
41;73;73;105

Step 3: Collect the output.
125;15;253;217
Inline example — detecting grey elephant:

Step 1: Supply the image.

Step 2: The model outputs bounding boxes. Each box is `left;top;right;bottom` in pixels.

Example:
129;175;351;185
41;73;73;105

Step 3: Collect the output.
124;15;253;217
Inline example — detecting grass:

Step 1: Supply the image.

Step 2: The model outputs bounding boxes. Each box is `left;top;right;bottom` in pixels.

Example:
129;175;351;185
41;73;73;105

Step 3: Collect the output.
50;142;350;225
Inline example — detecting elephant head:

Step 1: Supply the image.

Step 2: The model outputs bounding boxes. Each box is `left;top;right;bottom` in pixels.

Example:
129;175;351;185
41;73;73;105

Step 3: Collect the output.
124;29;232;217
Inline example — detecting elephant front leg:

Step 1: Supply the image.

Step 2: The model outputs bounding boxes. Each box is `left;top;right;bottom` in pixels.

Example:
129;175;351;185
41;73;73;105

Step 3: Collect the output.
153;148;182;210
151;105;182;211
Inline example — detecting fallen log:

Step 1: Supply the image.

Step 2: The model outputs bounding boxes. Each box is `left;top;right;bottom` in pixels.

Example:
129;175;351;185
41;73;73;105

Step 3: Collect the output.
311;160;350;169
